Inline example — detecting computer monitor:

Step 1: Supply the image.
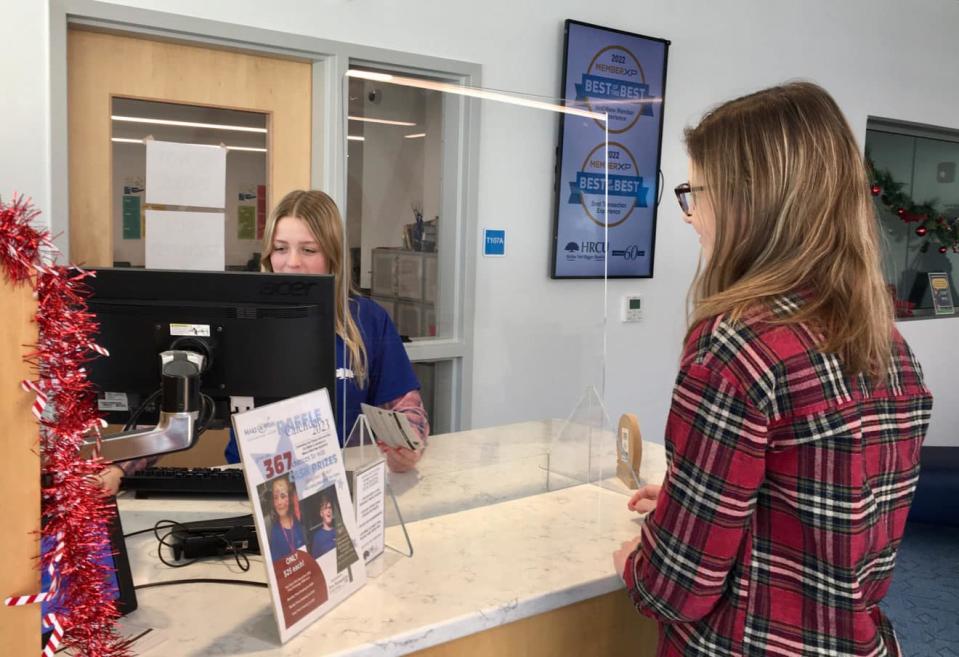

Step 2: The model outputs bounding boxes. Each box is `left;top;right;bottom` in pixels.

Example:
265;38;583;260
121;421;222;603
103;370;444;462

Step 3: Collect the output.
86;268;336;443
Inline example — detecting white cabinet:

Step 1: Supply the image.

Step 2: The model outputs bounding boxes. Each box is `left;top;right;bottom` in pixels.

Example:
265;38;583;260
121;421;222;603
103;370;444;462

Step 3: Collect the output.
370;248;436;337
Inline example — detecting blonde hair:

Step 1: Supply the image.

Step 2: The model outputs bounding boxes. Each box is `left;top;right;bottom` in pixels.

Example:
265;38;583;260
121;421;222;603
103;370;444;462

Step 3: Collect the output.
684;82;893;378
261;190;369;388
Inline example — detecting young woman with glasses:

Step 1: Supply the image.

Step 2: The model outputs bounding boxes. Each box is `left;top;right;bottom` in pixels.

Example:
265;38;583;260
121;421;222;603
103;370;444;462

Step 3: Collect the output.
613;82;932;657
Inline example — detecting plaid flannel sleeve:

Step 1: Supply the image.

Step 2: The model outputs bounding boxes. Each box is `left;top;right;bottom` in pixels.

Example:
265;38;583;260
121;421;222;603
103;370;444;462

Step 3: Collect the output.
115;455;159;476
623;361;768;623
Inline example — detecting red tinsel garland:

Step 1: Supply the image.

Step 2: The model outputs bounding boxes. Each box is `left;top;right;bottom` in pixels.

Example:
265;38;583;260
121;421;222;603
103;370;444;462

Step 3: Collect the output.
1;194;127;657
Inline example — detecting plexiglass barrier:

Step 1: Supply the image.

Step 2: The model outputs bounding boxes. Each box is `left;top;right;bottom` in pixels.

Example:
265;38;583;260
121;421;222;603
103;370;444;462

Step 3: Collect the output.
336;68;644;539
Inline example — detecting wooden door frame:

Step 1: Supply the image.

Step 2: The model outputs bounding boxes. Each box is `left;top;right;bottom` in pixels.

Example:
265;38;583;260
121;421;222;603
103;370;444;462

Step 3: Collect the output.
50;0;482;431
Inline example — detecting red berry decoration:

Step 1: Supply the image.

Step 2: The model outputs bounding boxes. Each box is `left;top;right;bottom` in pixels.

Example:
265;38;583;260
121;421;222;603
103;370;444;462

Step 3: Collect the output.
870;184;881;196
897;207;906;218
916;226;928;237
939;246;948;254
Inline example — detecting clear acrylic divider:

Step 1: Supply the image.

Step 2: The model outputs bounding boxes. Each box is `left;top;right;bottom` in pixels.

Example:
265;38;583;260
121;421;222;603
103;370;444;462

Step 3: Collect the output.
338;69;616;553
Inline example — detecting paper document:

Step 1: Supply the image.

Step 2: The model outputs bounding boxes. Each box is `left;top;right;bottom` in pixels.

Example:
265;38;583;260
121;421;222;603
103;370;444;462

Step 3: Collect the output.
146;139;226;208
145;210;224;271
360;403;424;451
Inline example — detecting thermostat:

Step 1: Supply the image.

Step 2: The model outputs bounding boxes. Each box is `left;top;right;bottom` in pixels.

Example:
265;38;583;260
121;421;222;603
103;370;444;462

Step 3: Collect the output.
622;295;643;322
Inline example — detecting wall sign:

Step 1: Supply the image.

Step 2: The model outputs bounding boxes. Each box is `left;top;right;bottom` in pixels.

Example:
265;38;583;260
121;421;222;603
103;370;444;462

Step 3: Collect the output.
484;228;506;256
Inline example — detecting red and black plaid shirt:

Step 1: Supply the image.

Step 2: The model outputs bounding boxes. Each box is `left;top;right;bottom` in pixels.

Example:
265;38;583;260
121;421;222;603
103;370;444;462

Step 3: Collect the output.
624;296;932;657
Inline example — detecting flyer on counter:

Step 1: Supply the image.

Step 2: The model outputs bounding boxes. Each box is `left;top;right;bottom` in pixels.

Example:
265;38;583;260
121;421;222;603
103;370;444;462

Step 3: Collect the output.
351;458;387;564
232;388;367;644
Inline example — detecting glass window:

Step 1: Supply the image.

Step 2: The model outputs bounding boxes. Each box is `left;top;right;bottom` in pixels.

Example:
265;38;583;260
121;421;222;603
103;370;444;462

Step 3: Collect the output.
867;118;959;318
345;71;443;339
110;97;268;270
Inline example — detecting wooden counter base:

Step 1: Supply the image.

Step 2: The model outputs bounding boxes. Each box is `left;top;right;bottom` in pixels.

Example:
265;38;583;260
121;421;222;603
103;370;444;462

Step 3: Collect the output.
413;591;658;657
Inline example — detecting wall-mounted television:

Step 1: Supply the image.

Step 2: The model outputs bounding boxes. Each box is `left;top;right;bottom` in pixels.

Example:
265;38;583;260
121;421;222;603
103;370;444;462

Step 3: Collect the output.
551;20;670;279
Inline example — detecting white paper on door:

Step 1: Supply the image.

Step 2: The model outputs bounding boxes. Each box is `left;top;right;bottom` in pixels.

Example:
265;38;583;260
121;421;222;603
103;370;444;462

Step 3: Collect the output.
145;210;225;271
145;139;227;208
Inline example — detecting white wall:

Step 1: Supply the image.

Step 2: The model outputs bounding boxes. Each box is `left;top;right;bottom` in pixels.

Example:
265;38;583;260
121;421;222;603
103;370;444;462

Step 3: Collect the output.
4;0;959;446
0;1;48;225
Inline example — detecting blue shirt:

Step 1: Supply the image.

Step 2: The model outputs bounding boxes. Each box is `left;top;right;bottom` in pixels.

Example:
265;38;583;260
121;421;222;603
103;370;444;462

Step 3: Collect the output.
225;296;419;462
267;518;306;561
311;526;337;559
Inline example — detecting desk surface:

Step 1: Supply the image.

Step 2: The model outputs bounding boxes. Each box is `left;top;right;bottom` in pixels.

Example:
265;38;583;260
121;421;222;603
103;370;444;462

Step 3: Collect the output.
119;421;666;656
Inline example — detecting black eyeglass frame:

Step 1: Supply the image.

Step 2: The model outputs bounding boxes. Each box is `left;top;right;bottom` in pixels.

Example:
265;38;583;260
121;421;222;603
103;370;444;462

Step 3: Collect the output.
674;182;704;217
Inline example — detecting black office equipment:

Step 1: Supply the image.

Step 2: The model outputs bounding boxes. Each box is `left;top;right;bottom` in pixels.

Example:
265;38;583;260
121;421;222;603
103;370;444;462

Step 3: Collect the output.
86;268;337;460
41;497;137;646
168;514;260;560
121;466;249;498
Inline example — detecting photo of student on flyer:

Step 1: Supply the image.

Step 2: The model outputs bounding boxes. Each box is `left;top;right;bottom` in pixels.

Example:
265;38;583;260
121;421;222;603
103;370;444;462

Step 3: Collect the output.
260;474;307;561
309;489;337;560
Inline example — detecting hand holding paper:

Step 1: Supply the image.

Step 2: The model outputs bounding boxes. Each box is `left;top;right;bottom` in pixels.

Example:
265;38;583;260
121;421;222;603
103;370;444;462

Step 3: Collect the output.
359;403;424;452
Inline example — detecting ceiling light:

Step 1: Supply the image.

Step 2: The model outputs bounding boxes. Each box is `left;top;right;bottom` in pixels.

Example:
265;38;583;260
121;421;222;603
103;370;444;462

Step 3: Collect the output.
346;69;609;121
404;133;426;139
348;116;416;127
111;115;267;133
110;138;267;152
347;135;365;142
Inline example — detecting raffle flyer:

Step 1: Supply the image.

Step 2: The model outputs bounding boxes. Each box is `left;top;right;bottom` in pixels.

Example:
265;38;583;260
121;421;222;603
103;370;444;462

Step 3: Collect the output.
232;388;366;643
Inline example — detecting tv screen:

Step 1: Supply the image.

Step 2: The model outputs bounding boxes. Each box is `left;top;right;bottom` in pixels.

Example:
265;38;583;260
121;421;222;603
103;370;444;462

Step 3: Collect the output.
551;20;670;279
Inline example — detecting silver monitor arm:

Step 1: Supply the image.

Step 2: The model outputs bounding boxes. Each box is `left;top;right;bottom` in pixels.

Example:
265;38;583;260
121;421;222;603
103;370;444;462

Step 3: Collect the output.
94;350;206;463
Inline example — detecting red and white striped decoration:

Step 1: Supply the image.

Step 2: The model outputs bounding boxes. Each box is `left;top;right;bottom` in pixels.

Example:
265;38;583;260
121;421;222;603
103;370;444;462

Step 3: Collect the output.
3;533;63;607
2;194;127;656
4;533;64;657
41;613;64;657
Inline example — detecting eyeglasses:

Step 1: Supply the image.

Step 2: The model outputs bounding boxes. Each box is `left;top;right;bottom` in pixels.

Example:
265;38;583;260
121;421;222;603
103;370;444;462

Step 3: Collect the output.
674;182;704;217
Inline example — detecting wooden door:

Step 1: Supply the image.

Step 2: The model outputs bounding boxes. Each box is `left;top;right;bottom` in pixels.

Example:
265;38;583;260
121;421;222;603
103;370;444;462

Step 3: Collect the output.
68;28;313;266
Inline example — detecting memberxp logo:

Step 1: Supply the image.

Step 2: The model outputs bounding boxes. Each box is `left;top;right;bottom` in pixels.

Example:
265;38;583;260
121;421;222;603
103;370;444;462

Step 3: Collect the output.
574;45;655;134
567;141;650;228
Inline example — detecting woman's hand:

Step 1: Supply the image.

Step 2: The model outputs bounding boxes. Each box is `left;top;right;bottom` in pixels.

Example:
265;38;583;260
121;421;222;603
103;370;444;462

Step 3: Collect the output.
612;535;643;582
380;445;423;473
93;464;124;497
627;483;662;514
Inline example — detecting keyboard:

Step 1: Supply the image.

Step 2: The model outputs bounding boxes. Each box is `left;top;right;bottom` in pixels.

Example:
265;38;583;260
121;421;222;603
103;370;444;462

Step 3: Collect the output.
121;466;248;498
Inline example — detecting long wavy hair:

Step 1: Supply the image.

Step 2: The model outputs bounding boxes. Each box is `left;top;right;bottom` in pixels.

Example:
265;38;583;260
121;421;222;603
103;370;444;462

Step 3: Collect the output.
261;190;368;388
684;81;893;378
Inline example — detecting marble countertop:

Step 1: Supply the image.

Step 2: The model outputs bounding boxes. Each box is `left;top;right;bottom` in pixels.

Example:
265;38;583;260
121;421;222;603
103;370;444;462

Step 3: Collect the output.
118;421;667;656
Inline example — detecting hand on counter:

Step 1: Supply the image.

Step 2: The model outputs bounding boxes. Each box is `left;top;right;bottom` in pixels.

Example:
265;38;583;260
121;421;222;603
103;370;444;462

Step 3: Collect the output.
380;444;423;473
627;483;661;514
93;464;124;496
612;535;643;582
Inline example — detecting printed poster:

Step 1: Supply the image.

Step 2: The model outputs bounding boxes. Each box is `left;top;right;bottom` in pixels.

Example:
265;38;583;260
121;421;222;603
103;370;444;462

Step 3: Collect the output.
232;388;366;644
238;205;256;240
122;195;141;240
929;272;955;315
122;177;145;240
551;20;669;278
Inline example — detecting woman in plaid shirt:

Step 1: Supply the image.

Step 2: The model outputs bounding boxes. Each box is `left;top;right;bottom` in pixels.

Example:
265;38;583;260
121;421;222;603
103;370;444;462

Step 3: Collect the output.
613;82;933;656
